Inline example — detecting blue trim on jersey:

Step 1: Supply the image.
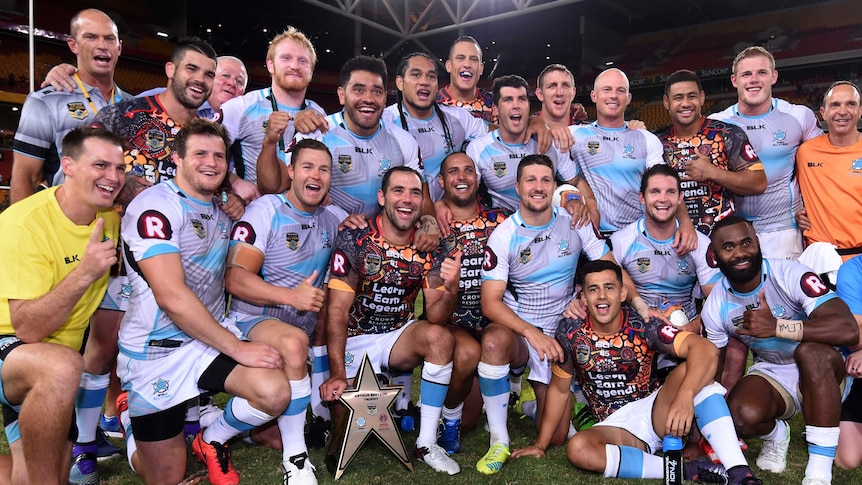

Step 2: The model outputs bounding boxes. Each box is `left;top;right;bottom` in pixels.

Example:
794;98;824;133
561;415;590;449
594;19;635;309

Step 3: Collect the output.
333;111;383;140
164;180;215;206
808;444;837;458
478;375;509;397
593;122;631;132
694;393;731;428
732;98;778;118
617;445;645;478
493;130;529;149
284;394;311;417
512;209;556;231
141;243;180;260
638;218;680;245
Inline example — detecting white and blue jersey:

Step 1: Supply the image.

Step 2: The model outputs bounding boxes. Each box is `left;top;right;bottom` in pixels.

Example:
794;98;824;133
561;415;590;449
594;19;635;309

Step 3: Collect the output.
482;207;608;333
467;129;579;211
119;180;231;360
221;88;327;185
296;112;422;219
227;194;347;336
611;218;720;318
702;259;836;365
570;123;665;232
711;99;821;233
383;103;487;202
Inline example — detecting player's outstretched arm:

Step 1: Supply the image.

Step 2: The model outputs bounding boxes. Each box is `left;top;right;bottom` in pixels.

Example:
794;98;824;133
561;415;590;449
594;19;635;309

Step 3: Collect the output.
665;332;720;437
511;362;573;459
320;287;353;401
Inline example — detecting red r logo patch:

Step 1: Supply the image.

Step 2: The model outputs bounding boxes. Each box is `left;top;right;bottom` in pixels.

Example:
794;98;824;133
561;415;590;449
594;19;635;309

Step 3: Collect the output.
230;222;256;244
741;141;758;161
657;323;679;345
800;271;829;298
137;210;172;240
483;247;497;271
331;249;350;277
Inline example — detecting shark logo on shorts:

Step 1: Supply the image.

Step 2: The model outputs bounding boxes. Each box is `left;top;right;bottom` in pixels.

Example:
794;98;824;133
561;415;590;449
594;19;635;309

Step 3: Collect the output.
344;352;354;366
152;378;170;396
120;283;132;300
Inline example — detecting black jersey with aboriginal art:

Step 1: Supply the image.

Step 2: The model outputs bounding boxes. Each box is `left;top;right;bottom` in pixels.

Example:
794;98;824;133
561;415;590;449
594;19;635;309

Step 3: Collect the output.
440;206;510;336
329;216;444;337
93;95;183;184
555;308;685;422
659;117;762;235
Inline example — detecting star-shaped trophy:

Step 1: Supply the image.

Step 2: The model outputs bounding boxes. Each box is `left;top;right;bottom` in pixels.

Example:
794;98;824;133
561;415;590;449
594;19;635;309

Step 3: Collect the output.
325;352;413;479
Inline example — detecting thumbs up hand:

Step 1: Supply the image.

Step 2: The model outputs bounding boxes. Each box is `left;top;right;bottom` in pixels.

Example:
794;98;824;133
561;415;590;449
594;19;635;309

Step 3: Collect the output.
738;289;778;338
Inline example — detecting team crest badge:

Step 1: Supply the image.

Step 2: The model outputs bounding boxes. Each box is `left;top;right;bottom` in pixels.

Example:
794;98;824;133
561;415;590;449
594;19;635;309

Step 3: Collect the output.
146;130;166;151
587;141;600;155
191;219;206;239
558;239;570;254
773;130;786;144
852;158;862;171
322;229;331;248
356;417;366;429
367;404;377;416
365;254;381;274
771;304;787;318
344;352;355;366
286;232;300;250
67;102;88;120
378;158;391;173
338;154;352;173
261;120;269;133
636;257;651;273
152;378;170;396
623;144;635;158
519;248;532;264
678;259;690;274
576;344;591;367
493;162;507;178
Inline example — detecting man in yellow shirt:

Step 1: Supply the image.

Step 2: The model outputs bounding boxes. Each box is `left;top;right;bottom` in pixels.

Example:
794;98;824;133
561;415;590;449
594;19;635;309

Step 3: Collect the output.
0;126;125;484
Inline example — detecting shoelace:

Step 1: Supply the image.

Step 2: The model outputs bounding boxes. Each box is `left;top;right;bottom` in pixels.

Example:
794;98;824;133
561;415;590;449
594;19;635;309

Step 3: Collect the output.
214;443;233;473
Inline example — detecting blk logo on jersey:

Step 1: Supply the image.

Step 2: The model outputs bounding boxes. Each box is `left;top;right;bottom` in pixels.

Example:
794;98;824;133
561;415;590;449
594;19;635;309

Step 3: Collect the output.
800;272;829;298
138;210;172;240
230;222;256;244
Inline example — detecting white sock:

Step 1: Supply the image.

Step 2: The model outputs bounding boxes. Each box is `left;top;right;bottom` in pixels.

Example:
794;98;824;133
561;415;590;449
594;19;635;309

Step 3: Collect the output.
442;402;463;421
804;425;839;482
416;361;452;447
118;402;137;473
478;362;510;446
203;397;276;444
761;419;788;442
75;372;110;443
309;346;331;421
279;376;312;461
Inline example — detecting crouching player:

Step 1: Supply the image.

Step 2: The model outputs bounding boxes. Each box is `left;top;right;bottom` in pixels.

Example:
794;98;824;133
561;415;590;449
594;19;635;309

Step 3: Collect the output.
512;260;761;485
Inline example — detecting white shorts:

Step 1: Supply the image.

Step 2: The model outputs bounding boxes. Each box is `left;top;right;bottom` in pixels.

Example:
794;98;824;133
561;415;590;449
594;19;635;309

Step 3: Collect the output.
523;331;555;385
99;275;131;312
343;322;414;379
117;318;243;418
594;387;662;454
229;310;273;337
747;361;801;419
758;228;803;261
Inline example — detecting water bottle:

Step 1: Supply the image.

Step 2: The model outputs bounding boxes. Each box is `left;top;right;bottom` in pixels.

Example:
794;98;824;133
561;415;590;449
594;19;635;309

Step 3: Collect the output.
663;435;683;485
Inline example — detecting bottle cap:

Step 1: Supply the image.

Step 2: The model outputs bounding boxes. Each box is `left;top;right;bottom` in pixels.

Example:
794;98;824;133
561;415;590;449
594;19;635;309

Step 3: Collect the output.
663;435;683;451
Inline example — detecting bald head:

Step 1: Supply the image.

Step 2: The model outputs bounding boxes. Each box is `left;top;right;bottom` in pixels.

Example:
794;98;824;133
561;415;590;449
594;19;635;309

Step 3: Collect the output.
70;9;116;39
594;68;630;92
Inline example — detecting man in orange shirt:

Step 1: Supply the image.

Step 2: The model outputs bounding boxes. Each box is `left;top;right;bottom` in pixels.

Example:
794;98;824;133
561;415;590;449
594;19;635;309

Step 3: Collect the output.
796;81;862;261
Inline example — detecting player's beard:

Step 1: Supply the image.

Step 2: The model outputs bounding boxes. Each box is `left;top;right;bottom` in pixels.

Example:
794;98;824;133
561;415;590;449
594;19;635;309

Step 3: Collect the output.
717;248;763;286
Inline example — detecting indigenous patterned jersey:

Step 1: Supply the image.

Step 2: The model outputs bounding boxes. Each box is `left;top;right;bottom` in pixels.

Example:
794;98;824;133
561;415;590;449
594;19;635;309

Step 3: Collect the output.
795;135;862;251
383;103;487;201
712;99;821;233
610;218;720;318
440;206;510;335
556;310;684;421
570;122;665;232
482;207;608;332
228;194;347;336
119;180;231;360
13;82;129;187
328;216;444;336
467;129;579;211
659;117;764;235
295;112;422;219
221;88;327;185
437;85;496;124
702;259;836;365
93;95;184;184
